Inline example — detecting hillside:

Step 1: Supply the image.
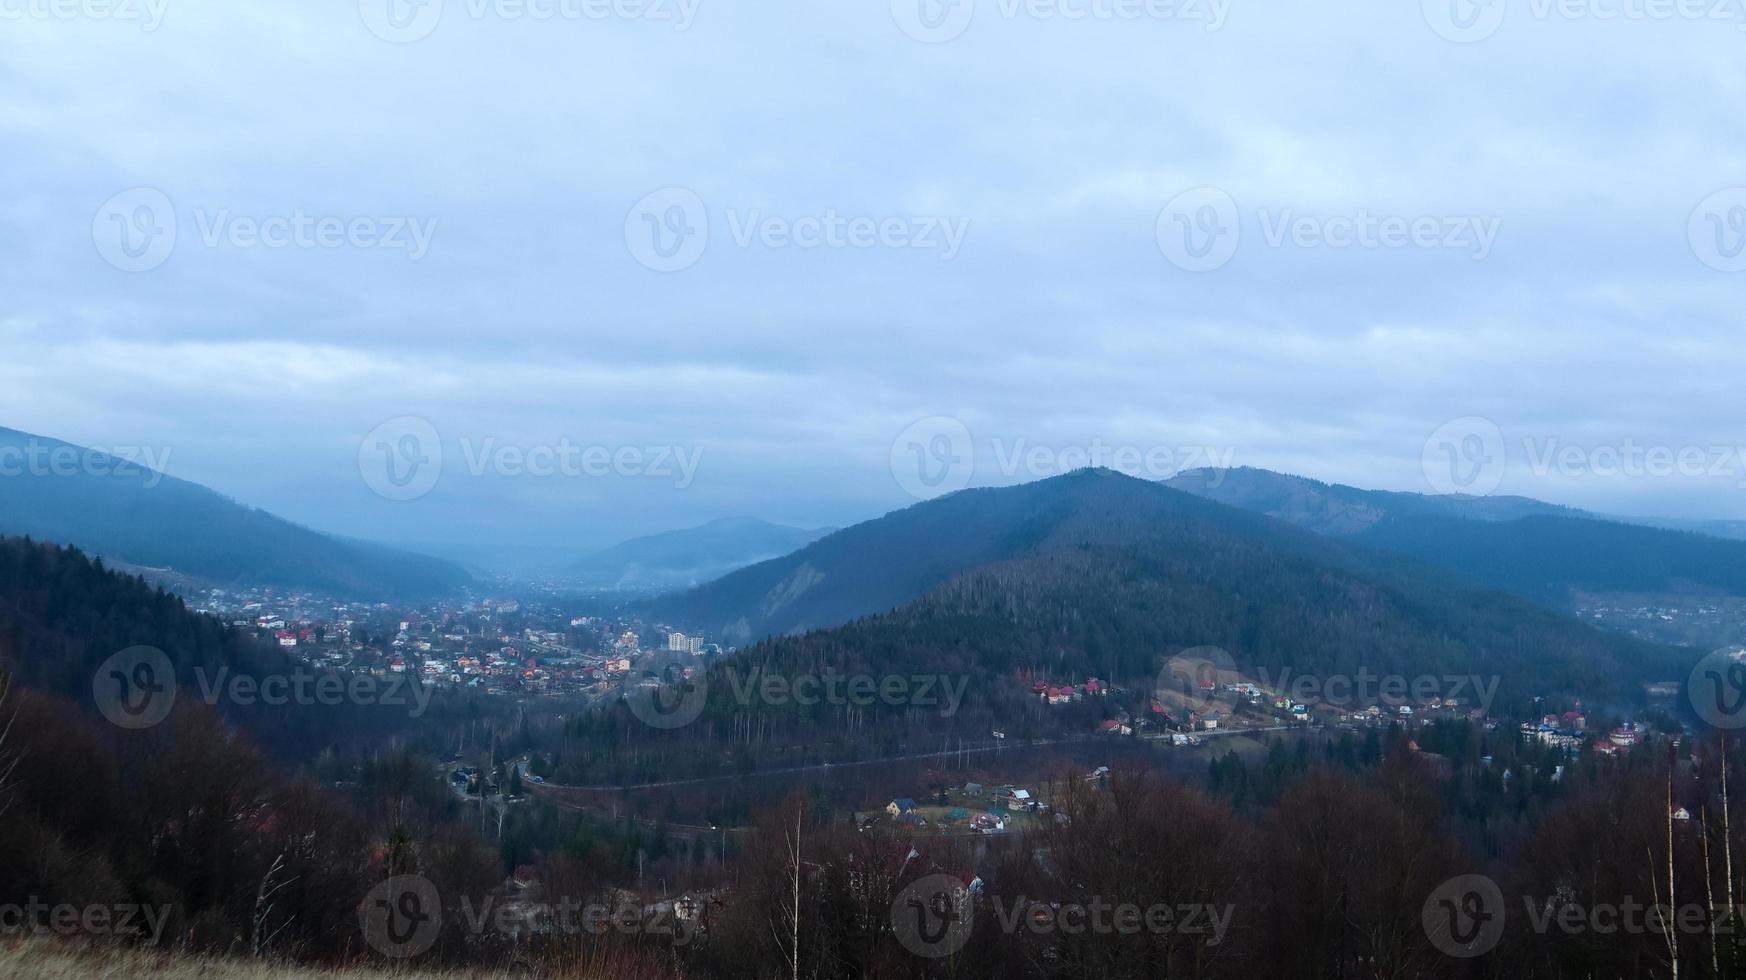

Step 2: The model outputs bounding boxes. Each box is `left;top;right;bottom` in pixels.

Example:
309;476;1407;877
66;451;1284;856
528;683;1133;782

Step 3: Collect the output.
0;426;471;599
645;470;1678;696
567;517;832;592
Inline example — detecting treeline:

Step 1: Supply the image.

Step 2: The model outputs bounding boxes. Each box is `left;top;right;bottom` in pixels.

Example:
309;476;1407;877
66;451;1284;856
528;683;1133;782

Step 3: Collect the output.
678;734;1746;979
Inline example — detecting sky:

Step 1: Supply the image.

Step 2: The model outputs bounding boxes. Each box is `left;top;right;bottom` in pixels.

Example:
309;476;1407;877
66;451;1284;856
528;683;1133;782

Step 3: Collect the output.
3;0;1745;560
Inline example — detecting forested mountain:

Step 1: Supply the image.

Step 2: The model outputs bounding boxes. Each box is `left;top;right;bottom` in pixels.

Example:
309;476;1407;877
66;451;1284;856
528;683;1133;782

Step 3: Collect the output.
567;517;832;592
0;535;498;960
1167;467;1746;607
593;470;1686;785
724;470;1679;700
0;426;471;599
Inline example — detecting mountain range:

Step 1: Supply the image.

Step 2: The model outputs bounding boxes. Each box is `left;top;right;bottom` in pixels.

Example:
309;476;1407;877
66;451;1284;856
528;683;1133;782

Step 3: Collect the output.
1165;467;1746;609
653;468;1682;719
0;426;471;600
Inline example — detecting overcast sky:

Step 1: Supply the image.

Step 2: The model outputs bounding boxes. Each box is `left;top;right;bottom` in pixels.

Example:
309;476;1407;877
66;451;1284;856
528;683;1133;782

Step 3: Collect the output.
3;0;1744;557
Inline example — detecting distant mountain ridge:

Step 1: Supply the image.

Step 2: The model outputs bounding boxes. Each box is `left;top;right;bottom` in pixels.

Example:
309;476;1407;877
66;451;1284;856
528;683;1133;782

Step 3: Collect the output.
1164;466;1591;535
1166;467;1746;608
567;517;833;592
0;426;471;599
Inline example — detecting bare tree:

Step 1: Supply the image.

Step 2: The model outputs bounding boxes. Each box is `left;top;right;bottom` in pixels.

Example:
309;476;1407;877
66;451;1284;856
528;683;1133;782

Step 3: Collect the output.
0;671;18;821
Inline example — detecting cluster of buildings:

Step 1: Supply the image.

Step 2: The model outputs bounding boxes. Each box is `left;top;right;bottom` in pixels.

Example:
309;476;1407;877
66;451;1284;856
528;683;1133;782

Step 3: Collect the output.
189;586;716;705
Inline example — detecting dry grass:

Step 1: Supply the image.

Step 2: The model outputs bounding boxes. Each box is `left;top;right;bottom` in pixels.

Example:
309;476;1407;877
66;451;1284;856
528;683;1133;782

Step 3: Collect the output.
0;938;553;979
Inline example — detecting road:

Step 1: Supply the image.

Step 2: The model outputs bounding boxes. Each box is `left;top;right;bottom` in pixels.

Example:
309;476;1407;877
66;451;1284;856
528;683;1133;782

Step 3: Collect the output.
525;734;1114;792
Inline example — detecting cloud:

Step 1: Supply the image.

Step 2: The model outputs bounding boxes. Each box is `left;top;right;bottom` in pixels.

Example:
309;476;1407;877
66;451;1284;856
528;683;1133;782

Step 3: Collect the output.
2;0;1743;552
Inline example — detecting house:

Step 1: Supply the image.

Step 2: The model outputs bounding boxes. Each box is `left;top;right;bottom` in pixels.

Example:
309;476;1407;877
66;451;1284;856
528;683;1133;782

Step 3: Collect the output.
1201;713;1220;731
887;798;919;818
963;783;984;797
972;812;1007;833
